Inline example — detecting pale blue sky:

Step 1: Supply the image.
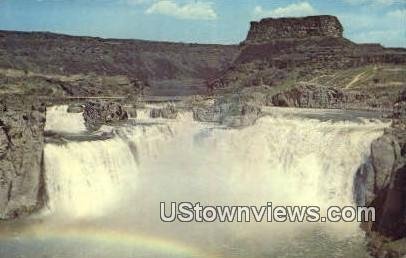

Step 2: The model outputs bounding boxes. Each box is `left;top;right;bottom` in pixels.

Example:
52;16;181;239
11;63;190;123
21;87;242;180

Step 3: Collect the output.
0;0;405;47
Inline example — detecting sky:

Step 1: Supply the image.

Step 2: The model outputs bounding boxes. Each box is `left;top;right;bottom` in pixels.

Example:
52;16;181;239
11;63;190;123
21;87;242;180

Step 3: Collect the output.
0;0;405;47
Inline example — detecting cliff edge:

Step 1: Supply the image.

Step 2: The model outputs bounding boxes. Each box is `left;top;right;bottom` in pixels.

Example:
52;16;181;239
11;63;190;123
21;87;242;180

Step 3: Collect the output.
0;96;46;219
244;15;343;44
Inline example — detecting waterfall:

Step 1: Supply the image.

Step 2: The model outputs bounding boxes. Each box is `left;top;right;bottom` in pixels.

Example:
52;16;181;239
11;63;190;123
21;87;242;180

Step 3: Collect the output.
40;106;389;256
45;105;87;134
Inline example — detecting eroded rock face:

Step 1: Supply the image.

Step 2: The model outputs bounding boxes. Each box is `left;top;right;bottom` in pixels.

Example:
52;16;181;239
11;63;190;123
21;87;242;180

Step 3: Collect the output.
371;135;401;191
83;101;128;131
393;89;406;119
0;97;46;219
150;105;178;119
269;83;347;108
245;15;343;44
268;82;386;111
356;96;406;258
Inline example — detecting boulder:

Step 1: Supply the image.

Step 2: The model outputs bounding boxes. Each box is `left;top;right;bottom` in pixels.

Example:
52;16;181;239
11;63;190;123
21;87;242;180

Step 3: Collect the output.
83;101;128;131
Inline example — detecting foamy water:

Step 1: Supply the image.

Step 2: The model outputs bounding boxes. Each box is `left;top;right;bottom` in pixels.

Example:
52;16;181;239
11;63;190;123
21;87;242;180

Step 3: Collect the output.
0;106;388;258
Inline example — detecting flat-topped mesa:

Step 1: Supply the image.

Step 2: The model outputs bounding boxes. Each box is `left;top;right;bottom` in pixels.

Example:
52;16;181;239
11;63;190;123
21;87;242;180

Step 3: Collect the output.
244;15;343;44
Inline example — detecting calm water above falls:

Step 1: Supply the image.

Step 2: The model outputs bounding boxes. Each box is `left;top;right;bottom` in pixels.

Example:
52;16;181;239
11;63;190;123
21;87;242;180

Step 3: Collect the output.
0;106;389;258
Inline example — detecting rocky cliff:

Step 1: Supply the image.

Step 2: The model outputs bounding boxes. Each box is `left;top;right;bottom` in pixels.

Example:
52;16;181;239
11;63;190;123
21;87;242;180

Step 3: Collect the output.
0;30;239;96
354;92;406;258
214;16;406;93
0;96;46;219
267;82;397;112
1;16;404;98
244;15;343;44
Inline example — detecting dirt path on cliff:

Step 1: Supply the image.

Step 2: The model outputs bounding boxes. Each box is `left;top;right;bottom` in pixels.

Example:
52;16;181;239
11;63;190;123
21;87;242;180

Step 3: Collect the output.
345;71;368;89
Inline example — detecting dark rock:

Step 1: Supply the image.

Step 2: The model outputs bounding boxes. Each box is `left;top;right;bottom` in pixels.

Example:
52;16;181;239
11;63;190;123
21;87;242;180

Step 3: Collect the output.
150;105;178;119
45;130;114;144
245;15;343;44
370;135;401;191
67;103;84;113
0;127;10;158
354;159;376;206
393;89;406;119
83;101;128;131
0;96;46;219
357;94;406;257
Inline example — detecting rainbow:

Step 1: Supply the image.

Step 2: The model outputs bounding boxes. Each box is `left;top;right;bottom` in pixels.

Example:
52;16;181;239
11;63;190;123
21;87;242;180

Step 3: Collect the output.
1;225;220;258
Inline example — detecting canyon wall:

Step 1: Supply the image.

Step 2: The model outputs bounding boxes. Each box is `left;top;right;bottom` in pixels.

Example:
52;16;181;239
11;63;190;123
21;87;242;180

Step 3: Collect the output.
0;30;239;96
245;15;343;44
216;15;406;92
355;94;406;257
0;96;46;219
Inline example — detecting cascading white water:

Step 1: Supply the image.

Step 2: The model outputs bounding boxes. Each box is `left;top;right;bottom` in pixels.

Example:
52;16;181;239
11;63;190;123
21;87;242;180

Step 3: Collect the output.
44;138;139;218
45;105;87;134
36;106;390;257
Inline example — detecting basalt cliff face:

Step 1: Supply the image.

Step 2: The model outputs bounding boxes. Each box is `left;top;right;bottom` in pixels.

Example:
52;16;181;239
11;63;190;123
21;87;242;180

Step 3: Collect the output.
0;16;404;99
244;15;343;44
0;96;46;219
215;16;405;103
355;94;406;257
0;30;238;96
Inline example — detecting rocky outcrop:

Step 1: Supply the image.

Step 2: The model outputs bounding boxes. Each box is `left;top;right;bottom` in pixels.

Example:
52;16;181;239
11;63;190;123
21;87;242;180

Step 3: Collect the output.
0;96;46;219
193;98;261;127
393;89;406;119
267;82;378;110
214;15;406;92
83;101;128;131
150;104;178;119
269;83;345;108
356;95;406;258
245;15;343;44
240;16;405;69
